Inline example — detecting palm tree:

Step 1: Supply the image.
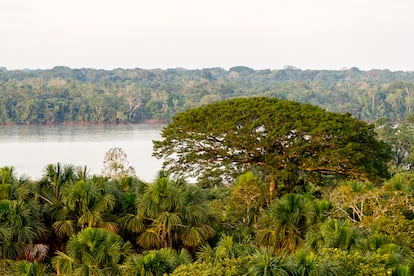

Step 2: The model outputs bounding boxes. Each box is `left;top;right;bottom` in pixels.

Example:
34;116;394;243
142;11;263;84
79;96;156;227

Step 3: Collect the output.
75;165;90;182
178;185;216;249
52;227;131;276
49;176;118;242
214;234;241;261
0;167;46;261
0;166;16;186
0;200;19;259
121;248;190;276
0;166;31;201
248;247;296;276
0;199;46;260
37;163;77;203
139;172;186;218
214;234;256;261
35;163;77;242
305;219;363;251
0;166;16;200
196;233;255;264
293;250;336;276
6;260;50;276
121;171;215;250
312;199;332;223
63;178;116;230
36;166;124;254
195;242;215;263
322;219;363;251
134;175;184;249
256;193;314;253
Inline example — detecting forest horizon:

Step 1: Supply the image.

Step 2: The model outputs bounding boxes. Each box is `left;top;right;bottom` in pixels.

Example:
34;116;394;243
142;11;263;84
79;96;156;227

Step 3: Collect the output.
1;66;414;125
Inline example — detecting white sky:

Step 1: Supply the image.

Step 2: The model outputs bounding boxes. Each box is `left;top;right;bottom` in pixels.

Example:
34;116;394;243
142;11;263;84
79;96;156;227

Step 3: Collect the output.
1;0;413;71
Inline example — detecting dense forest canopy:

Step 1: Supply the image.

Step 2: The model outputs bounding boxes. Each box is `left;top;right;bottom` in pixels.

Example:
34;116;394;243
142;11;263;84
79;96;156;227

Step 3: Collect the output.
1;66;414;124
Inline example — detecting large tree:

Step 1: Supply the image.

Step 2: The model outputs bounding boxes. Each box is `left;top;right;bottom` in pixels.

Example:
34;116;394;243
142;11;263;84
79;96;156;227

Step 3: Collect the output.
153;97;391;196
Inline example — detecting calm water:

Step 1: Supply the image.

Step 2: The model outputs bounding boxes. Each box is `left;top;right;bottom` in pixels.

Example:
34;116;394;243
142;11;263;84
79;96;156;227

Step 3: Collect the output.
0;124;164;182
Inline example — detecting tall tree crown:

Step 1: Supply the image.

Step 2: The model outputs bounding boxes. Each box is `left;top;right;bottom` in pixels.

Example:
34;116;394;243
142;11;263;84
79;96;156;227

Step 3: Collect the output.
153;97;391;191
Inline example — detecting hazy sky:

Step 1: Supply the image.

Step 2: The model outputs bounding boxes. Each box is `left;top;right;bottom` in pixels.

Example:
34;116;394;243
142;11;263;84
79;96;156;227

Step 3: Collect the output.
1;0;413;71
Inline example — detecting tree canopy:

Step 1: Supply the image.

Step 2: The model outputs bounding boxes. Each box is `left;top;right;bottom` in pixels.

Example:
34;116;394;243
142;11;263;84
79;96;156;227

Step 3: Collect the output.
0;67;414;124
153;97;391;194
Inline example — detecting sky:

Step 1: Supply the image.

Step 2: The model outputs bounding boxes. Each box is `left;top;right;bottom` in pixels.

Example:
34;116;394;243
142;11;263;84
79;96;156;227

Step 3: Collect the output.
1;0;413;71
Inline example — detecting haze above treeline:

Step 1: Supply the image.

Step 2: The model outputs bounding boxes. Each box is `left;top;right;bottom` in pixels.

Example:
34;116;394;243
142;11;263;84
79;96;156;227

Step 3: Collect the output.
1;66;413;124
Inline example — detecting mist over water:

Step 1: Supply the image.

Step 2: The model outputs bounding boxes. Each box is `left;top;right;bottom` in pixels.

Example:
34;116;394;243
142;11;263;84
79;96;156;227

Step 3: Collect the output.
0;124;164;182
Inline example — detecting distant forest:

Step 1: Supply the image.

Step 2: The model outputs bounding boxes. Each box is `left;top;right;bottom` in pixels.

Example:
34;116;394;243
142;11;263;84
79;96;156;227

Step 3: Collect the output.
0;66;414;124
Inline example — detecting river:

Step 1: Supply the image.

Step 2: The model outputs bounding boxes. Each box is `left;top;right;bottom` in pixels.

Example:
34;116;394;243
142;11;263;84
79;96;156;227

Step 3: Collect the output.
0;124;164;182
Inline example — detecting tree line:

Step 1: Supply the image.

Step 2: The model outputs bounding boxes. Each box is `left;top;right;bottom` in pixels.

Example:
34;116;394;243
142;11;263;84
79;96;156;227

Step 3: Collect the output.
1;66;414;124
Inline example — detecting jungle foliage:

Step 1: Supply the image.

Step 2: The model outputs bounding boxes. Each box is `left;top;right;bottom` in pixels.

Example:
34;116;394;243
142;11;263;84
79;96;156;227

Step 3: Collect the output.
1;164;414;275
0;102;410;275
0;72;414;274
0;66;414;124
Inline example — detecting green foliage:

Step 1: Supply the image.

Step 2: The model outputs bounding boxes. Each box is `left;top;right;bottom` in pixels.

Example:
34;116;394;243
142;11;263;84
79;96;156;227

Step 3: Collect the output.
121;248;191;276
120;171;215;250
1;67;414;124
3;260;51;276
154;97;391;193
0;199;46;259
256;193;315;253
384;172;414;194
38;167;120;240
171;256;252;276
249;247;296;276
1;149;414;275
328;177;414;251
317;247;414;276
52;227;131;276
229;172;268;228
375;116;414;169
305;219;364;251
293;249;337;275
